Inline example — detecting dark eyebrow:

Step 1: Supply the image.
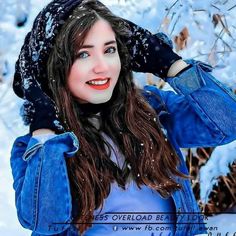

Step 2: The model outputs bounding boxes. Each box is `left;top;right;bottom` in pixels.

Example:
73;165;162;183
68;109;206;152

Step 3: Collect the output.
80;40;117;49
104;40;117;46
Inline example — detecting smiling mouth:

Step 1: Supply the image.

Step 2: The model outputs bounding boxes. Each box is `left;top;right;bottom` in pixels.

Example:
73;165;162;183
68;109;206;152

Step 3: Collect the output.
86;78;110;90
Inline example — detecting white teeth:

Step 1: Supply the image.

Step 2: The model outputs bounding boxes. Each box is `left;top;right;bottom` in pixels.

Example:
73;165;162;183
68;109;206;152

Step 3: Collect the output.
88;79;109;85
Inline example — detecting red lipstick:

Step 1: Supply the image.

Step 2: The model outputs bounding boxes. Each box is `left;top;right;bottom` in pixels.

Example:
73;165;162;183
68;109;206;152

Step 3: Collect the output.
86;78;110;90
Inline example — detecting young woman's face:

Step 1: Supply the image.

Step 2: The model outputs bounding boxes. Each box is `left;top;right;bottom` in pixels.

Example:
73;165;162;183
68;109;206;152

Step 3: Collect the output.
67;19;121;104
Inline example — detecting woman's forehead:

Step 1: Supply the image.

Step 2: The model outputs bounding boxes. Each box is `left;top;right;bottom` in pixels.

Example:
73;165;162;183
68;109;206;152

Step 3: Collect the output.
81;19;116;45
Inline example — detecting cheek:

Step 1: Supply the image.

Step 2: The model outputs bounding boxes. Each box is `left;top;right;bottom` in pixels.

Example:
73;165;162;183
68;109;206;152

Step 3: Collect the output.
67;65;85;92
111;57;121;78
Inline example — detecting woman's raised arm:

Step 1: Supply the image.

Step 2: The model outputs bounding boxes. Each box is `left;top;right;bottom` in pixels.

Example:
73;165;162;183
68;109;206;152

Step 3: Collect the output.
143;60;236;148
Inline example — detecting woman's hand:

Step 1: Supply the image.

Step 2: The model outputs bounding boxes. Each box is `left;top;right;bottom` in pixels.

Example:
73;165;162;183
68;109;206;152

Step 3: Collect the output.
21;78;65;134
123;19;183;79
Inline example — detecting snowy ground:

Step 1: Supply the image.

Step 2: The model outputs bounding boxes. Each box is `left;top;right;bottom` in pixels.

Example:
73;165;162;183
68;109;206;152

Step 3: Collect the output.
0;0;235;235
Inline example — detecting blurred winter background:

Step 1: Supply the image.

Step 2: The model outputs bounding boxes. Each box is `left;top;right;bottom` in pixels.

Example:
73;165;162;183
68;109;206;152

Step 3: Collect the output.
0;0;235;235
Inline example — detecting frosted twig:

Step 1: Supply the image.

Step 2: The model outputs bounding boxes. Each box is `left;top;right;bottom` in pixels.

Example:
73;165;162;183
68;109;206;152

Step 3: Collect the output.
192;50;234;59
211;4;220;11
221;15;234;38
193;9;207;12
157;0;179;32
228;4;236;11
222;14;228;29
212;28;224;49
170;14;181;36
188;149;193;175
166;0;180;15
222;176;236;202
214;32;232;52
200;147;211;159
228;172;236;184
193;19;203;31
207;28;231;58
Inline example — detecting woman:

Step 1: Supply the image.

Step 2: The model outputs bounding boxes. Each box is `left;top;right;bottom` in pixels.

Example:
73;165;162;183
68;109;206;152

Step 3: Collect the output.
10;0;236;235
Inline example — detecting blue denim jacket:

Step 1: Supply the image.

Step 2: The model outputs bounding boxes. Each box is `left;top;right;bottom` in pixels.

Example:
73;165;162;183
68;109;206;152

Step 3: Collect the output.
10;60;236;236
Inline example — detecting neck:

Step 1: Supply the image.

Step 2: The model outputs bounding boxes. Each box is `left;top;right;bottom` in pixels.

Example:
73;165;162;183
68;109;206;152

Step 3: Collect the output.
79;103;105;116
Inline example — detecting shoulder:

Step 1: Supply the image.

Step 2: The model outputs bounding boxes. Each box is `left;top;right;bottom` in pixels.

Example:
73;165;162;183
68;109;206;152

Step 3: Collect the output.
12;133;31;149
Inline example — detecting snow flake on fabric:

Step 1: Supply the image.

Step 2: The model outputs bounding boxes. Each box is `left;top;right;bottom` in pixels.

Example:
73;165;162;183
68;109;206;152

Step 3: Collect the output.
20;101;35;125
53;120;65;131
32;50;39;62
23;76;33;90
45;12;55;39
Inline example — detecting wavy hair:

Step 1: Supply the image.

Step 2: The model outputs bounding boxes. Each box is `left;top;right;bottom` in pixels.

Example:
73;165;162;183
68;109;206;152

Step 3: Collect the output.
47;0;187;234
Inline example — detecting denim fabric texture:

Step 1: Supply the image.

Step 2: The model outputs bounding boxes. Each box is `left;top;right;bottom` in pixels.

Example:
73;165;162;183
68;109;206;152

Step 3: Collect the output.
10;60;236;235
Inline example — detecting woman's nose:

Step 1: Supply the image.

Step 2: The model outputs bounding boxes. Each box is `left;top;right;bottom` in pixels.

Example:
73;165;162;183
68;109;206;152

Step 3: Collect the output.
93;57;109;74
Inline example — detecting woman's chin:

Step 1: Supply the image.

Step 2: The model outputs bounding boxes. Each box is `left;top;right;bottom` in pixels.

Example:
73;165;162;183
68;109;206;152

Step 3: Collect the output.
91;97;111;104
75;95;111;104
86;92;113;104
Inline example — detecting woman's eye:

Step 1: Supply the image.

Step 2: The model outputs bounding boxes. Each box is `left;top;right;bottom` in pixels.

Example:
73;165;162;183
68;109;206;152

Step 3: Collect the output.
77;51;89;59
105;46;116;54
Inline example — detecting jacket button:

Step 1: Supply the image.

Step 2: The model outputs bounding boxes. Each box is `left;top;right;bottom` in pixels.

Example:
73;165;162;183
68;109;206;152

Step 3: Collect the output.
16;142;24;147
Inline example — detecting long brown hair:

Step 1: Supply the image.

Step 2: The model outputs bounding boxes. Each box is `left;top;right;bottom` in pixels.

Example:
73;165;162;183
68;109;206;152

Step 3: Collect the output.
47;0;187;234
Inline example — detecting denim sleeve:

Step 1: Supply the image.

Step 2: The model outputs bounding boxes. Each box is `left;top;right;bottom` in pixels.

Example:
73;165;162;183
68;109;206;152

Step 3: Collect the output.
10;132;79;235
144;60;236;148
